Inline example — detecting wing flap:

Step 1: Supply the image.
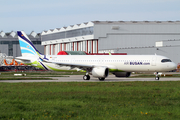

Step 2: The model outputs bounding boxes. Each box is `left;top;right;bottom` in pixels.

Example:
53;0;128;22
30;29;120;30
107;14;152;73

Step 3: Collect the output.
52;61;94;68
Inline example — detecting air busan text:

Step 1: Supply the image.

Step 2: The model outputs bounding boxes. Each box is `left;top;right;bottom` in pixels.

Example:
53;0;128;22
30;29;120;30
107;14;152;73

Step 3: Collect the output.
124;62;150;65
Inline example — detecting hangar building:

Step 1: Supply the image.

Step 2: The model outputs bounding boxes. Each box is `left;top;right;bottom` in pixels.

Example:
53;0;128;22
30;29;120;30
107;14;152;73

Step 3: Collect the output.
41;21;180;64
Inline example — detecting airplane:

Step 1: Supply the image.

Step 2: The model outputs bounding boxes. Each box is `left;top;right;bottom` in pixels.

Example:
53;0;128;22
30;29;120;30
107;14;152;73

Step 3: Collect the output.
15;31;177;81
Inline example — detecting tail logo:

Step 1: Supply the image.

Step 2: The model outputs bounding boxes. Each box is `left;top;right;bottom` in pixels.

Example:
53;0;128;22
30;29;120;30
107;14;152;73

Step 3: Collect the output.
17;31;42;56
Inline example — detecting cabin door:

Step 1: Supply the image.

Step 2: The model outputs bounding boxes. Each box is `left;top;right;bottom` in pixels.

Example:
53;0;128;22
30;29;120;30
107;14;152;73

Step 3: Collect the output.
151;56;156;66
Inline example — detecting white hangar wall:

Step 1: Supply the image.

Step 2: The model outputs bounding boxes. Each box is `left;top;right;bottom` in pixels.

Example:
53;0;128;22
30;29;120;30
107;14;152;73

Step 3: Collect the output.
94;21;180;50
93;21;180;64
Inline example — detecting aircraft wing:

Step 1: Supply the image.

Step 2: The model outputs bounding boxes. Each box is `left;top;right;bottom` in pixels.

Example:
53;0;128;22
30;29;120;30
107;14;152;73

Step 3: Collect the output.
50;61;93;68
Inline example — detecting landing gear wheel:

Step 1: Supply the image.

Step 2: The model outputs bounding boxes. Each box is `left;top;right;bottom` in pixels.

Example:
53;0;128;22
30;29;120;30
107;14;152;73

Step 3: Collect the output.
98;78;105;81
155;76;159;80
83;75;90;80
155;72;160;80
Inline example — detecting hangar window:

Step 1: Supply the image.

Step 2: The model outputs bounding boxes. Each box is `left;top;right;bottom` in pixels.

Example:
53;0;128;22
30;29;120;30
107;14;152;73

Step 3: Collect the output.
66;27;94;38
161;59;172;63
42;27;94;41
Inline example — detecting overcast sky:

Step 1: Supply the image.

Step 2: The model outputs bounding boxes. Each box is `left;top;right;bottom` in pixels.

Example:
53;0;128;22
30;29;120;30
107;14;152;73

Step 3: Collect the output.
1;0;180;33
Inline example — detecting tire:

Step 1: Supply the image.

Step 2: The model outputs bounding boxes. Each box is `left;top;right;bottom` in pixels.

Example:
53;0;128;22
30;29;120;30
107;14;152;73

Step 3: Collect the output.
87;75;90;80
98;78;105;81
83;75;90;80
155;76;159;80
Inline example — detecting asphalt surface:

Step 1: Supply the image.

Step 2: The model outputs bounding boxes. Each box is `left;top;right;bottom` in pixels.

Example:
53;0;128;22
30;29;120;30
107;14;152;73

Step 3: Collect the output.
0;75;180;83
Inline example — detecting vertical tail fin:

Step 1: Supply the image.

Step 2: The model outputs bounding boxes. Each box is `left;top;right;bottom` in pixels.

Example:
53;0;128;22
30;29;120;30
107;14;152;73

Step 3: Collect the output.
17;31;42;57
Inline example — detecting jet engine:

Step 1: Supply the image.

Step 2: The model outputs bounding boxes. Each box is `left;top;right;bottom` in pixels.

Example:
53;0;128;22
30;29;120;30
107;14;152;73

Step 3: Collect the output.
112;72;131;77
92;67;109;78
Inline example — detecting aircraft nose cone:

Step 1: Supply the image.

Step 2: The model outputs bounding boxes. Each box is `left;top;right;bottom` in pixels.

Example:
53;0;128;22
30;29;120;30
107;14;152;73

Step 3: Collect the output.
171;62;177;70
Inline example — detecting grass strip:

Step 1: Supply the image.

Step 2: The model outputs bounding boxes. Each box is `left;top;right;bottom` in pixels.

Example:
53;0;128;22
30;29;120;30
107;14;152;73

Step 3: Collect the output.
0;82;180;119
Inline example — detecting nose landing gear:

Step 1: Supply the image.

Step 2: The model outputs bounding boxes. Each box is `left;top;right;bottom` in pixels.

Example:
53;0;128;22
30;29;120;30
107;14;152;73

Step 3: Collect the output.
155;72;160;80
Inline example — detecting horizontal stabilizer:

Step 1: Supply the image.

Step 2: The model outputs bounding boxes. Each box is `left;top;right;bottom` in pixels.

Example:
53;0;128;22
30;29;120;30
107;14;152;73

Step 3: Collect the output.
15;56;31;62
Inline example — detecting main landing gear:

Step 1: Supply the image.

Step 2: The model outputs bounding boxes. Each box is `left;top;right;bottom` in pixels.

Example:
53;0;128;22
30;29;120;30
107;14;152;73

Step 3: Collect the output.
155;72;160;80
83;73;105;81
83;75;90;80
83;75;105;81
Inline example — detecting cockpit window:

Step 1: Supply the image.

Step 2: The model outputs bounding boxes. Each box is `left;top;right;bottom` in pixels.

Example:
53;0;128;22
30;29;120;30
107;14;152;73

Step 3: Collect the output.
161;59;172;63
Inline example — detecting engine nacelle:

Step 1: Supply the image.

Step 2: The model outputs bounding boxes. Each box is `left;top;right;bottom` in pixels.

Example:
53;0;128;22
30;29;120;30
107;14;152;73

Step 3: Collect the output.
92;67;109;78
112;72;131;77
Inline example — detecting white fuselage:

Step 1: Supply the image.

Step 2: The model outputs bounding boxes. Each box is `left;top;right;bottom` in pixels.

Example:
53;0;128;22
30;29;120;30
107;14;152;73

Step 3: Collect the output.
35;55;176;72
